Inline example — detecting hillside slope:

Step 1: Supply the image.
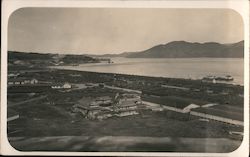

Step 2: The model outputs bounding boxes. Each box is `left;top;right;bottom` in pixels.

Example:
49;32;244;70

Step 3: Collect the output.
124;40;244;58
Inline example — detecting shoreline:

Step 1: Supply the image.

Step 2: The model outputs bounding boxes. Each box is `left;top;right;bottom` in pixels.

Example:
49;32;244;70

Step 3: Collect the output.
49;66;244;87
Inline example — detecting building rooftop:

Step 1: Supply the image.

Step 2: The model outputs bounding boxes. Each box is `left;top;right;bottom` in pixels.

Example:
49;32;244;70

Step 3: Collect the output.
96;96;112;101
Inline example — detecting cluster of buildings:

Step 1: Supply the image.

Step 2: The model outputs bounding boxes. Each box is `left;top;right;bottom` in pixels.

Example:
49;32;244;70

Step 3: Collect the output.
8;72;39;86
72;93;142;120
8;78;39;85
202;75;234;84
8;72;72;90
51;83;72;89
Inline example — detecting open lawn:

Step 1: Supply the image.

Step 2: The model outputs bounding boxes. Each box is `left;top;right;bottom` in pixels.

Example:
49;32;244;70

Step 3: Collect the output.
7;68;244;152
142;95;208;109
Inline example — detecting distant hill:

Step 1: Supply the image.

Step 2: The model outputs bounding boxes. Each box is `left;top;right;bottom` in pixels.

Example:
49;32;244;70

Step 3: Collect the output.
8;51;56;61
87;52;132;58
8;40;244;63
60;54;99;64
8;51;100;66
99;41;244;58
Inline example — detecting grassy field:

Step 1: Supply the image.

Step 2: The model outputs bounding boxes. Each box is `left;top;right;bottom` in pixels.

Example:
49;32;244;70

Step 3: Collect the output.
8;106;243;152
7;68;244;152
8;99;243;139
142;95;209;109
192;107;243;121
9;136;242;152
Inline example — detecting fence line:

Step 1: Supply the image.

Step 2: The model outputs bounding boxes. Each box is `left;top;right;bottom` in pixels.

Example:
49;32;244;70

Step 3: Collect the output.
142;101;243;126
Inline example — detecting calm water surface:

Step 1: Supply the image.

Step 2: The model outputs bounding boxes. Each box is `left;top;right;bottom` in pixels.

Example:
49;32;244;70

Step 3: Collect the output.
56;58;244;85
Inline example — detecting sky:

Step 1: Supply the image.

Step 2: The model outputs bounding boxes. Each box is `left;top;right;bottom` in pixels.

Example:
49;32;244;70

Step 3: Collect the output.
8;8;244;54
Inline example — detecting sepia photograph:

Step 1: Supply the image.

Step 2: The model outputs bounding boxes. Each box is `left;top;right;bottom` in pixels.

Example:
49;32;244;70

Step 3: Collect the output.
1;1;249;155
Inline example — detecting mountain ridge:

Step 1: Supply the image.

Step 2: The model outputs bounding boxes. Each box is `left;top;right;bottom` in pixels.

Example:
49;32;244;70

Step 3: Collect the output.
8;40;244;58
93;40;244;58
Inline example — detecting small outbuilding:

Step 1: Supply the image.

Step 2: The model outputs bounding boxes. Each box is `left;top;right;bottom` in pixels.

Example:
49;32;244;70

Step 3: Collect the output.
51;82;72;89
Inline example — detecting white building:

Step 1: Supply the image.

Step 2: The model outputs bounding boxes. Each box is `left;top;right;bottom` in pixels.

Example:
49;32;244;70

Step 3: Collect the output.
90;96;112;106
115;110;139;117
8;78;38;85
51;82;72;89
63;83;72;89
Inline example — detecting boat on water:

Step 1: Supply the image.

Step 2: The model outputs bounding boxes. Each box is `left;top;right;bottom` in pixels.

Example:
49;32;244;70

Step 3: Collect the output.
202;75;234;81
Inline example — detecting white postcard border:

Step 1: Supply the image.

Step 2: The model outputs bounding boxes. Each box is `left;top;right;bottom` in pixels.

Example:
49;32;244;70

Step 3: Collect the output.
1;0;249;156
